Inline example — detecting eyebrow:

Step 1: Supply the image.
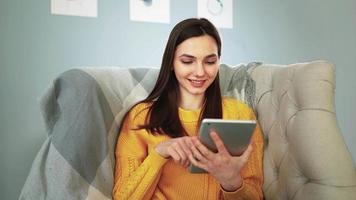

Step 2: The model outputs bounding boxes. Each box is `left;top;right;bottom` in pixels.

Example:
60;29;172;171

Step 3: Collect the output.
179;53;218;59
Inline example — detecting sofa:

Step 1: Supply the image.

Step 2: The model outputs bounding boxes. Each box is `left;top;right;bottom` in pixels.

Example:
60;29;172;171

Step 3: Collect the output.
20;60;356;199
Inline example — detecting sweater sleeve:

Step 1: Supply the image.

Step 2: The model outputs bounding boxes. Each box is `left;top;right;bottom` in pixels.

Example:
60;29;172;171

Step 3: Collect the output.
220;103;264;200
112;105;169;200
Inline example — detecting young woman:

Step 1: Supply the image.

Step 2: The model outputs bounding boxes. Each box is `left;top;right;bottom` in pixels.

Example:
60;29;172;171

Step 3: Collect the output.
113;18;264;200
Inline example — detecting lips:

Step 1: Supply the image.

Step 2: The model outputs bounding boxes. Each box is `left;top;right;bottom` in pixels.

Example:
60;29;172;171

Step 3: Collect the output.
188;79;206;87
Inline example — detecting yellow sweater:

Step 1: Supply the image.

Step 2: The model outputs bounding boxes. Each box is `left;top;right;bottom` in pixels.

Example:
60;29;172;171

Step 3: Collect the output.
113;98;264;200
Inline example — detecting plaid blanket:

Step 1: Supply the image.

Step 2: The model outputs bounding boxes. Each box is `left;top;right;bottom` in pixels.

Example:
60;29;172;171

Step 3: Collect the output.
19;63;260;200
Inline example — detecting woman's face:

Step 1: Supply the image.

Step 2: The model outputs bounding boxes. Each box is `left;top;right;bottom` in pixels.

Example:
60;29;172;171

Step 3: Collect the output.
173;35;220;101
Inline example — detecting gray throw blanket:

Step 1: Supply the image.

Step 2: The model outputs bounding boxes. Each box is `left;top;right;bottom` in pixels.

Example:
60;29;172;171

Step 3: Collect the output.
19;63;261;200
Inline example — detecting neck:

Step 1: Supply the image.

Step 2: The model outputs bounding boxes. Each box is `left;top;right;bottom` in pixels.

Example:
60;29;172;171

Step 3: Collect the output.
179;93;205;110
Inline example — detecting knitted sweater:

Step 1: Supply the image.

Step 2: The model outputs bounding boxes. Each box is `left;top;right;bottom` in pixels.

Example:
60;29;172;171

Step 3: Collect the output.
113;98;264;200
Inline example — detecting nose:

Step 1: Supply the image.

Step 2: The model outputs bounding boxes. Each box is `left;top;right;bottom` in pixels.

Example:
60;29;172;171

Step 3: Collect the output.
194;63;205;77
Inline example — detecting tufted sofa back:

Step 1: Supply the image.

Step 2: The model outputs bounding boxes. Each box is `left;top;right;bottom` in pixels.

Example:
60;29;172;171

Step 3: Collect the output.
250;60;356;199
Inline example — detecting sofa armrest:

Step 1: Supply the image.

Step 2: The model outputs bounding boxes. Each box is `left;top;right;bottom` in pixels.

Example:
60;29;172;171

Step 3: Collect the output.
251;60;356;200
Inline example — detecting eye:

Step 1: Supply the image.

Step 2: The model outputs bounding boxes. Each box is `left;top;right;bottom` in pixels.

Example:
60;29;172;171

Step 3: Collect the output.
205;59;217;65
181;60;193;64
206;61;216;65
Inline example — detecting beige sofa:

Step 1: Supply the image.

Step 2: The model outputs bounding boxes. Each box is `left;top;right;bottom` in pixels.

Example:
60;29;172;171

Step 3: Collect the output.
20;60;356;199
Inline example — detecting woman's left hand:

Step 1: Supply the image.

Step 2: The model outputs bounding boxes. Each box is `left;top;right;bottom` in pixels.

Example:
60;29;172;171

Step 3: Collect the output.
188;130;253;191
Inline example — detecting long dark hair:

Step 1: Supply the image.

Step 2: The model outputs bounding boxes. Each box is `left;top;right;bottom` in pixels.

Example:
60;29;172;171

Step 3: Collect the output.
129;18;222;138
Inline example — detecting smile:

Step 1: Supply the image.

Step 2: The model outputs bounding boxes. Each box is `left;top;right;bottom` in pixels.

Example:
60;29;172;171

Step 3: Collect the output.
188;79;206;87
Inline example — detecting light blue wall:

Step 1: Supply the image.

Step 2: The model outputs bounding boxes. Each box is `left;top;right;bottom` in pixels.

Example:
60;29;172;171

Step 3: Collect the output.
1;0;355;199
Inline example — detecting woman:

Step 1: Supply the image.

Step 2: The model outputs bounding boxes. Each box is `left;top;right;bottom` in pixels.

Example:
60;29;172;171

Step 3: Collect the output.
113;18;264;200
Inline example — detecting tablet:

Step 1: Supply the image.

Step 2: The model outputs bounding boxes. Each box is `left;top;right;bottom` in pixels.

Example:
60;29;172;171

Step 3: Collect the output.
189;118;257;173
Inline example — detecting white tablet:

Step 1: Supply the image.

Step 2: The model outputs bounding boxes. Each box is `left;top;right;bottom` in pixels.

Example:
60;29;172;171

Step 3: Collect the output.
189;118;257;173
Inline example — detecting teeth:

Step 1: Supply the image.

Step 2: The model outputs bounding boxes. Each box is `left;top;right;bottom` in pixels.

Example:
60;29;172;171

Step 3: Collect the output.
190;80;204;83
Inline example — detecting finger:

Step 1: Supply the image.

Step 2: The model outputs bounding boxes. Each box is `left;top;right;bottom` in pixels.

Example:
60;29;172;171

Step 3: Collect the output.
183;159;191;168
173;143;187;159
185;137;195;150
167;146;181;163
190;140;209;163
192;137;214;160
172;143;188;165
179;137;193;157
240;143;253;163
210;131;229;155
184;138;196;163
188;154;208;171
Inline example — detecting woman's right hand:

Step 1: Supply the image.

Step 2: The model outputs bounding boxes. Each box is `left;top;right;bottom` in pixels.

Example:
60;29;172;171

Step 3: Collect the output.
155;136;195;167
